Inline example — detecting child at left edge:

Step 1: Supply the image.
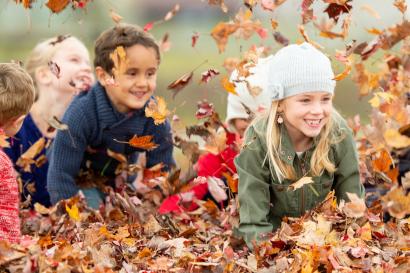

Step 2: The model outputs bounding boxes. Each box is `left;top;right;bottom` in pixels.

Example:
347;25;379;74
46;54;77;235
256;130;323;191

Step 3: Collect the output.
47;24;175;208
0;63;36;243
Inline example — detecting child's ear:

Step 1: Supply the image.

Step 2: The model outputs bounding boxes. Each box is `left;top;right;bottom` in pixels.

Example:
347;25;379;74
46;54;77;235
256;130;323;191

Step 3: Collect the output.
12;115;26;127
95;66;111;87
35;66;53;86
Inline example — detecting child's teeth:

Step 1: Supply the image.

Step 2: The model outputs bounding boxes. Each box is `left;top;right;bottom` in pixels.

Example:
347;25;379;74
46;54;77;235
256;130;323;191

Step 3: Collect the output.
307;120;320;125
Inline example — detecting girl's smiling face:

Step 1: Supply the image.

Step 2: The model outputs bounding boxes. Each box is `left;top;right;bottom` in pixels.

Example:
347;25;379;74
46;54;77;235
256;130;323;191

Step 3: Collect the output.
279;91;333;143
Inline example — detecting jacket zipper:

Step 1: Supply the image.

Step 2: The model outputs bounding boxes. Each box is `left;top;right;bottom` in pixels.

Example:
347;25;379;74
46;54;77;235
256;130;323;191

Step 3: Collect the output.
300;156;308;215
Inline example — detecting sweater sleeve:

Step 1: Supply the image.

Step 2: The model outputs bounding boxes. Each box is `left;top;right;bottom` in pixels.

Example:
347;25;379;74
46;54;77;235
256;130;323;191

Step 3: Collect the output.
47;105;91;204
146;120;175;171
234;124;272;247
333;126;365;201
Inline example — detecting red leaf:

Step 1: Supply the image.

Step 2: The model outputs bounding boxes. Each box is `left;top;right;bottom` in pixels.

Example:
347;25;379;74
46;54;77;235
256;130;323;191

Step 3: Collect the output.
324;0;352;23
143;22;154;32
273;31;289;46
167;72;194;99
195;100;214;119
200;69;220;84
191;32;199;48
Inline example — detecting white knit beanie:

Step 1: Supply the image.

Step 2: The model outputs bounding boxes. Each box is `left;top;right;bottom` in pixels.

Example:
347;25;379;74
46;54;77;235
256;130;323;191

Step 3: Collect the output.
266;42;336;100
226;55;273;127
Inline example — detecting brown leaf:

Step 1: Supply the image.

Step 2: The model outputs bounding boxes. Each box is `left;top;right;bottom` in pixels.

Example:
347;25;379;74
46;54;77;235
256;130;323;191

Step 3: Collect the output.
16;138;46;172
167;72;193;99
45;0;70;13
208;0;228;13
324;0;352;23
301;0;315;24
191;32;200;47
195;100;215;119
341;192;366;218
211;22;238;53
273;31;290;46
48;61;60;78
333;56;353;81
128;135;159;151
160;33;171;53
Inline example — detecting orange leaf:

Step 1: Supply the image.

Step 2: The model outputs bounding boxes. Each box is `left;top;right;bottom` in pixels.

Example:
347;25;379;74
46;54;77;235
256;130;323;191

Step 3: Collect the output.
16;138;46;172
221;76;237;95
109;9;123;24
333;56;353;81
110;46;129;77
211;22;238;53
45;0;70;13
366;28;382;35
0;133;9;148
128;135;159;151
222;172;238;193
372;150;392;173
386;167;399;184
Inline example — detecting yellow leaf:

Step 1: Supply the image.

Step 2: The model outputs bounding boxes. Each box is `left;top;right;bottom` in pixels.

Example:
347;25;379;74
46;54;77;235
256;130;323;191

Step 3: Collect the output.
110;46;129;76
145;96;171;125
34;203;51;215
333;56;352;81
384;129;410;148
65;204;80;222
0;133;9;148
359;222;372;241
366;28;382;35
221;76;237;95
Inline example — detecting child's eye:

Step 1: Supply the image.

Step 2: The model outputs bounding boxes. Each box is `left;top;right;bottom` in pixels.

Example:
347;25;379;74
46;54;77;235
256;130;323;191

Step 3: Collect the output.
70;57;80;63
322;97;332;102
300;99;310;103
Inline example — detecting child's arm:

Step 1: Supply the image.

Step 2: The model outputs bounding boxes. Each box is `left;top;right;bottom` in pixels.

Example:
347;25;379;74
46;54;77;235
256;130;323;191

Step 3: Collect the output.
234;124;272;248
333;125;365;201
47;105;91;205
146;120;175;171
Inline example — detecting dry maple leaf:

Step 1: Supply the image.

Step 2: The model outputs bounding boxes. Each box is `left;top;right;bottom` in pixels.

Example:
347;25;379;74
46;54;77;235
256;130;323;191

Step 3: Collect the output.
127;135;159;151
301;0;315;24
110;46;129;77
324;0;352;23
15;0;33;8
383;129;410;149
195;100;214;119
208;0;228;13
333;55;353;81
167;72;193;99
16;137;46;172
0;133;10;148
145;96;171;125
298;25;324;50
288;176;314;191
45;0;70;13
381;187;410;219
211;22;238;53
273;31;290;46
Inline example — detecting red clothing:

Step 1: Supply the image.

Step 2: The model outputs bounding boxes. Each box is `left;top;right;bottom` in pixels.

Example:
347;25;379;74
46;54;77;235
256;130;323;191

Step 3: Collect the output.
0;149;21;243
159;131;239;214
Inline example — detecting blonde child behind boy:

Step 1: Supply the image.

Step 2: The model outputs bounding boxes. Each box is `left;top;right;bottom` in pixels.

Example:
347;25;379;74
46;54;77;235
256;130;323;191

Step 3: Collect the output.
0;63;35;243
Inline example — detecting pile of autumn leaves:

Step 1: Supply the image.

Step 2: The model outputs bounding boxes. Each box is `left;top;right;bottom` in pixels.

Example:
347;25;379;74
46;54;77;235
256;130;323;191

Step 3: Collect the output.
0;181;408;272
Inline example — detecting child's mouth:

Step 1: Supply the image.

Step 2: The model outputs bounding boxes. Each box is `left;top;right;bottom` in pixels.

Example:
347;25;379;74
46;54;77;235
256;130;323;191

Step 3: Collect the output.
305;119;322;127
129;90;147;99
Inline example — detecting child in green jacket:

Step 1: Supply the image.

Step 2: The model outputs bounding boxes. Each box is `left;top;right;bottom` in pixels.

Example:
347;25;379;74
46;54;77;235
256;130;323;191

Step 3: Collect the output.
235;43;365;247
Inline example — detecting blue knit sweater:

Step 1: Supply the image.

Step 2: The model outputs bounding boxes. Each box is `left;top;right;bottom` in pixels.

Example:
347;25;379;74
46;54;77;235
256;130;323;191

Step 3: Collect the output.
4;114;51;207
47;83;175;204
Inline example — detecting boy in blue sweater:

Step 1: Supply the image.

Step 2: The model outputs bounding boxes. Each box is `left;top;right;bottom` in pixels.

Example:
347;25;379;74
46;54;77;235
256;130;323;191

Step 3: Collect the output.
47;24;175;208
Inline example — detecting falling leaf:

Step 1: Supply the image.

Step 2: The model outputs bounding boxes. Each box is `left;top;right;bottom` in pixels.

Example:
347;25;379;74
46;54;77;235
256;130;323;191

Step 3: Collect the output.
261;0;275;11
164;4;180;21
270;19;278;29
160;33;171;53
109;9;123;24
222;172;238;193
394;0;407;14
65;203;80;221
324;0;352;23
273;31;290;46
191;32;200;47
200;69;220;84
366;28;382;35
301;0;315;24
145;96;171;125
48;61;60;78
298;25;324;50
167;72;193;99
16;138;46;172
211;22;238;53
360;5;381;19
333;56;353;81
195;100;214;119
45;0;70;13
107;149;127;163
127;135;159;151
288;176;314;191
143;21;154;32
221;76;237;95
208;0;228;13
110;46;128;77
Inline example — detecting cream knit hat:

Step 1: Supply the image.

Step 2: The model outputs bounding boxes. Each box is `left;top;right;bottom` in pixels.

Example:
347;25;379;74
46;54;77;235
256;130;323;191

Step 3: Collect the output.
266;42;336;100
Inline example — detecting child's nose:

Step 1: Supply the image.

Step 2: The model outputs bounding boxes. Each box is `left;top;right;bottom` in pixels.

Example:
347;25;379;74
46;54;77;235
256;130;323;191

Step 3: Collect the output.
310;102;324;114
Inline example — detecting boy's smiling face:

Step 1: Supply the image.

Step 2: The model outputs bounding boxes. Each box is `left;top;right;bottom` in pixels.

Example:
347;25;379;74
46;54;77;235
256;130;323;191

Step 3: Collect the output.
97;44;159;113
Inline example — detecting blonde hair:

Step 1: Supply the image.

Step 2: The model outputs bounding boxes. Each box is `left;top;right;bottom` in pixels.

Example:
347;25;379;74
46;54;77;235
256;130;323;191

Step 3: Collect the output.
0;63;35;125
255;100;344;183
25;35;81;98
